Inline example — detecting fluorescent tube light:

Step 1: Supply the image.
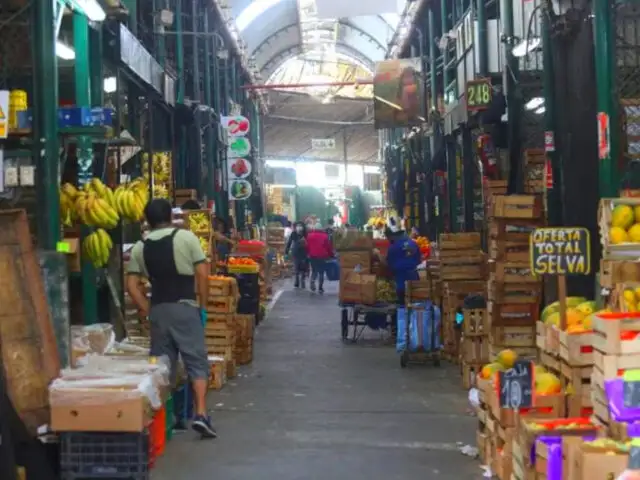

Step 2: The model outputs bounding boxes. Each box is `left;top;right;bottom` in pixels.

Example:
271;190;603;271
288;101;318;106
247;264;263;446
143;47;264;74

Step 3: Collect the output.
104;76;117;93
525;97;544;111
512;37;541;58
73;0;107;22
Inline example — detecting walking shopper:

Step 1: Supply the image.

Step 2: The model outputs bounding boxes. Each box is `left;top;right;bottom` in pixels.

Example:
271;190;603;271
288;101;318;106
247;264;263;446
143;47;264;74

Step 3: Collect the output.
126;198;217;438
285;221;308;288
307;222;333;293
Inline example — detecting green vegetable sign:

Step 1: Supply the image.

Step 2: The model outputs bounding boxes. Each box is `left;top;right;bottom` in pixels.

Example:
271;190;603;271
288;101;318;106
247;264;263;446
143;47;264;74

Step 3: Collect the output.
228;137;251;158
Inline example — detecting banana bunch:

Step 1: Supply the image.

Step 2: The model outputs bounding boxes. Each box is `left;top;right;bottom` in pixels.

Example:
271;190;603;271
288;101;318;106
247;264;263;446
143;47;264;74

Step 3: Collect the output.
60;183;80;227
142;152;172;184
82;228;113;268
187;212;210;233
73;178;120;229
153;184;169;199
114;178;149;222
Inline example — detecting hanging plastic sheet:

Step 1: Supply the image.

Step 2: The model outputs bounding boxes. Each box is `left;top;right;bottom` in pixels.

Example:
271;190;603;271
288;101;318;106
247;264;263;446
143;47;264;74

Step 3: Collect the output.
396;301;441;353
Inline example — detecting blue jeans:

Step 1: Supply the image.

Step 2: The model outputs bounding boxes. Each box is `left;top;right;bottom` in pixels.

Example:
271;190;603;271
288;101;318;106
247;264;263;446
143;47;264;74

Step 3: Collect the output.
310;258;326;287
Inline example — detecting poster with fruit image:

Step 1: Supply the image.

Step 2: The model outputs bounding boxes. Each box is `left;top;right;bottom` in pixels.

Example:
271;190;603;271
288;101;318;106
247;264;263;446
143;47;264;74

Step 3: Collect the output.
373;58;424;130
228;158;252;179
221;115;250;137
229;180;252;201
228;137;251;158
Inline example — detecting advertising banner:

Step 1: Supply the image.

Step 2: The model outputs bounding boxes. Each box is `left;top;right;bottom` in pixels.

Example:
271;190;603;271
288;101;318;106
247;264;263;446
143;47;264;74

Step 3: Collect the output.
373;58;425;130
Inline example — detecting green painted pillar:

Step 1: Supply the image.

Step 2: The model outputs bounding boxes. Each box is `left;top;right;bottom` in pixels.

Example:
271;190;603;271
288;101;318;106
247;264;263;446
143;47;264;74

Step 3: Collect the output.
441;0;450;102
32;0;60;249
176;0;185;102
594;0;618;197
74;12;98;325
123;0;137;35
427;8;438;240
153;0;166;66
203;14;215;205
212;34;223;217
191;0;200;102
541;10;563;225
475;0;488;76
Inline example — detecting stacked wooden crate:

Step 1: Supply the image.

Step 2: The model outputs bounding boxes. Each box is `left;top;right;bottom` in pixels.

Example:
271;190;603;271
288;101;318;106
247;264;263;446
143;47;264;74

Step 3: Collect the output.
438;232;486;364
175;188;197;206
234;314;255;365
460;308;490;388
523;149;545;194
205;277;239;379
591;314;639;440
487;195;544;361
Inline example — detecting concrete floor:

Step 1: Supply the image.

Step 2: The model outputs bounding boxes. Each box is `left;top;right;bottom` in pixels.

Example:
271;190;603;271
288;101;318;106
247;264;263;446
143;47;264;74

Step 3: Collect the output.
153;282;480;480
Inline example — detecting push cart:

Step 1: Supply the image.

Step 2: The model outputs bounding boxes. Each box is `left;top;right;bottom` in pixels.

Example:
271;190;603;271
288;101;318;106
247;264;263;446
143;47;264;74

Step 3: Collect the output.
340;303;396;343
399;277;441;368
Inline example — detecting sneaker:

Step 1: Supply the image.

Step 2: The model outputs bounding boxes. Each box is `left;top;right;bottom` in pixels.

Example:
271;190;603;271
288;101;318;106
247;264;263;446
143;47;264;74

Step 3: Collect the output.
192;415;217;438
318;287;324;294
310;282;316;292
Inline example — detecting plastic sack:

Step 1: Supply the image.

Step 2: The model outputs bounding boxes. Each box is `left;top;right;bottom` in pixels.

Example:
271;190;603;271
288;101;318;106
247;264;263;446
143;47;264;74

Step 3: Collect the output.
325;259;340;281
396;302;441;353
537;437;562;480
71;324;115;354
605;378;640;422
49;373;163;409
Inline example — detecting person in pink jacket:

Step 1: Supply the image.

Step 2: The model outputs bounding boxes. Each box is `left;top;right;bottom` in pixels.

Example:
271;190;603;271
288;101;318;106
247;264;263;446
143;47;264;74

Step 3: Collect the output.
306;223;334;293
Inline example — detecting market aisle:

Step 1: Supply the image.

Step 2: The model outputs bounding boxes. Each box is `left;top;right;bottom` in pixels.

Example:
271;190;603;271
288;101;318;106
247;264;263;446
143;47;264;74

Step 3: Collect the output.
153;282;478;480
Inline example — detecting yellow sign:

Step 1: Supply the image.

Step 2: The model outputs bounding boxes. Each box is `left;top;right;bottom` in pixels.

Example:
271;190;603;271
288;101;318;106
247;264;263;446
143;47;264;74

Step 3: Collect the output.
466;79;492;111
0;91;8;139
0;106;6;120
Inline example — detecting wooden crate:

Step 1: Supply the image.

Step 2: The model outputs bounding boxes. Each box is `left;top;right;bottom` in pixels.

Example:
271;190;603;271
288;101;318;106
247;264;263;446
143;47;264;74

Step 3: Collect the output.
461;362;482;389
208;358;226;390
559;330;594;366
489;345;537;359
462;308;489;336
536;321;546;351
208;277;238;297
205;324;235;348
524;148;546;165
438;232;481;250
490;195;543;219
182;209;212;235
207;313;236;326
488;302;539;326
406;279;434;303
600;259;640;288
461;336;489;364
488;238;531;262
233;314;255;342
440;263;485;281
206;296;237;314
593;348;640;381
599;198;640;260
490;325;535;347
476;407;490;464
489;261;538;284
488;282;543;304
592;314;640;354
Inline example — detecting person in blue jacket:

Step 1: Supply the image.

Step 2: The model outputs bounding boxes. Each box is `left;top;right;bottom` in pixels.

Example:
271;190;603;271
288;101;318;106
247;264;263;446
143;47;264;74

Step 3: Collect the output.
385;218;421;335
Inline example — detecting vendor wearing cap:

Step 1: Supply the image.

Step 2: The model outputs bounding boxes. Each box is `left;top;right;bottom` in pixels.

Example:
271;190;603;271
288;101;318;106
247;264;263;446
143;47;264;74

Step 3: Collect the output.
385;217;421;328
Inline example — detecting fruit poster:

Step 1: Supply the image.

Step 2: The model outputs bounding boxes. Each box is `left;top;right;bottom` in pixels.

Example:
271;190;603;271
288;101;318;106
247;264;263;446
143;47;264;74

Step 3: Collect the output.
373;58;424;130
529;227;591;276
221;115;250;137
228;158;252;201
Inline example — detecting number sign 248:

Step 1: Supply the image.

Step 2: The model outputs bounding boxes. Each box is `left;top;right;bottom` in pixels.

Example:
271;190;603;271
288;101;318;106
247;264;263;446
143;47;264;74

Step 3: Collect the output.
467;82;491;108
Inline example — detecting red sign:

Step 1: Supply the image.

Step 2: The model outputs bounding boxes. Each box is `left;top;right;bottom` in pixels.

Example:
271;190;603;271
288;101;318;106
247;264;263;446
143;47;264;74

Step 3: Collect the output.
545;159;553;189
597;112;610;160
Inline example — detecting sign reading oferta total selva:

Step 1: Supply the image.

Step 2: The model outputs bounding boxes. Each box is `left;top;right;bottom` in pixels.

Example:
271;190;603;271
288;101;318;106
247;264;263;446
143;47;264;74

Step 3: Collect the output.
529;227;591;276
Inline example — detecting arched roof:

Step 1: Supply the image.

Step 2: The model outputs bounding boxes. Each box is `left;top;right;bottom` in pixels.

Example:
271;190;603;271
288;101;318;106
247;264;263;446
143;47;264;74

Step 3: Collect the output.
232;0;402;74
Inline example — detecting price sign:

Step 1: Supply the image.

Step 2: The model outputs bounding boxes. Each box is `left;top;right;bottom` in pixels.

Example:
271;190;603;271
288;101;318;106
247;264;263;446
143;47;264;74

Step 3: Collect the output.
466;79;492;111
624;370;640;408
530;227;591;276
497;360;534;409
630;438;640;470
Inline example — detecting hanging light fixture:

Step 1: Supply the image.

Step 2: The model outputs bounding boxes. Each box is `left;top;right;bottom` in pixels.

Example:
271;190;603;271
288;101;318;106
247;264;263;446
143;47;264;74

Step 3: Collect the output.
56;41;76;60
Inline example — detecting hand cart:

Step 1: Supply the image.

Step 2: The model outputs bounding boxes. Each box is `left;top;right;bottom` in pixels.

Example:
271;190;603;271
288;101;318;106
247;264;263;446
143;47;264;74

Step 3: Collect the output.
340;303;396;343
399;275;441;368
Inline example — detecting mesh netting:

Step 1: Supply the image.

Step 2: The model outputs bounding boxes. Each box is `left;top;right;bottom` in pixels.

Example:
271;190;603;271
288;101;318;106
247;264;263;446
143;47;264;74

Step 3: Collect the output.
614;2;640;162
0;2;32;90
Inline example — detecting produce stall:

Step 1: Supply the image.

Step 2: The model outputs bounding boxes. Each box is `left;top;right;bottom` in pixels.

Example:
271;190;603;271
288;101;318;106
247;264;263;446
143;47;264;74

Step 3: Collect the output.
468;194;640;479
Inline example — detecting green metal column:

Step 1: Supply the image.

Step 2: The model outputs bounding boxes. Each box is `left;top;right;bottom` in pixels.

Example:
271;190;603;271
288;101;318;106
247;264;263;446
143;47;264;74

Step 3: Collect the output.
153;0;166;66
441;0;450;102
176;0;185;102
476;0;488;76
122;0;137;35
542;9;563;225
212;34;223;217
204;14;215;204
74;12;98;324
89;28;103;108
32;0;60;249
428;9;437;152
594;0;618;197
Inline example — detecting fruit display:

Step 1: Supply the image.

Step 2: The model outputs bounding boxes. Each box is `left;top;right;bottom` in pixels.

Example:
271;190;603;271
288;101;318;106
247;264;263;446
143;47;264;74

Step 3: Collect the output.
375;278;397;303
478;349;562;395
61;179;120;229
607;202;640;245
198;236;210;256
142;151;172;200
186;212;211;234
620;285;640;312
228;257;258;266
540;297;604;332
415;236;431;259
366;216;386;230
82;228;113;268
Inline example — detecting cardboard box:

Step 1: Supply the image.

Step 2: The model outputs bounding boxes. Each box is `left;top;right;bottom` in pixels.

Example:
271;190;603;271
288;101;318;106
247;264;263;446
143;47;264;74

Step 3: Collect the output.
51;395;148;432
64;237;80;272
338;250;371;272
574;443;628;479
562;437;584;480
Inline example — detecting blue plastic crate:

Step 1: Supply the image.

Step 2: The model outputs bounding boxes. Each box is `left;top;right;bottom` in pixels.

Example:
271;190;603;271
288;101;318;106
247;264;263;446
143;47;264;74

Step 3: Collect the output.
58;107;114;127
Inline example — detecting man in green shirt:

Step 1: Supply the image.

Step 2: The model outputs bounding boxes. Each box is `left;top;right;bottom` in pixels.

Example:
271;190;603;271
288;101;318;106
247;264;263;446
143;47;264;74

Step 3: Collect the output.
126;199;216;438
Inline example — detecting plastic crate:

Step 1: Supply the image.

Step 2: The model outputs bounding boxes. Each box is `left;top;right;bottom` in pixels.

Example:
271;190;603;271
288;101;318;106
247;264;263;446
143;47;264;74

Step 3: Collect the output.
149;407;166;462
59;431;150;479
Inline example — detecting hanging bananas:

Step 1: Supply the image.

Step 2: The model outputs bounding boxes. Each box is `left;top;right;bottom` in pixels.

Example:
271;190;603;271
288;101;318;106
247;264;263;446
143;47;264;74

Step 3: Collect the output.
142;151;172;199
82;228;113;268
114;179;149;222
60;178;120;230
